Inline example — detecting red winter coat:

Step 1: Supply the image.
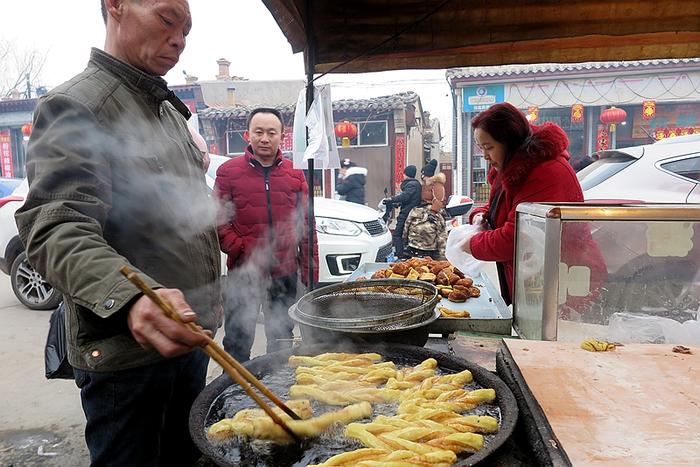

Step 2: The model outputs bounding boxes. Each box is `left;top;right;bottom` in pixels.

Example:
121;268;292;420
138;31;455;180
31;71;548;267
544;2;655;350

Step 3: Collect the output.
468;123;606;305
214;147;318;284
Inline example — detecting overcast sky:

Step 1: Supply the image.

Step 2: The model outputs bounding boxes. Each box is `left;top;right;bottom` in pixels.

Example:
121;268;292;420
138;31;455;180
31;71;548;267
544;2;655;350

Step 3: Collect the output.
1;0;453;148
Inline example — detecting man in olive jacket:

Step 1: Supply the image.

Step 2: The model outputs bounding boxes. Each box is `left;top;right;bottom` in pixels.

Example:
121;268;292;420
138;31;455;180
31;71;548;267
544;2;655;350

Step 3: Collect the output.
14;1;220;465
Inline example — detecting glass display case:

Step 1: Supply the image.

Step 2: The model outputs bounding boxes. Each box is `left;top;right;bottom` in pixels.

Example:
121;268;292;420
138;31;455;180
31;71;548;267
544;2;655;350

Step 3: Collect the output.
513;203;700;341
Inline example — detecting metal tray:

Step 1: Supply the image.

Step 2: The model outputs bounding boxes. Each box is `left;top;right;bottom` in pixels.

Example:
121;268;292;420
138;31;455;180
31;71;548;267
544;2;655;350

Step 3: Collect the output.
347;262;512;335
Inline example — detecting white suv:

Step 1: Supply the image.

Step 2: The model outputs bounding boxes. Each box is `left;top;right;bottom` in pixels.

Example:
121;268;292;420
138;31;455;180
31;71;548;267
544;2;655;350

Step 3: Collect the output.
579;135;700;203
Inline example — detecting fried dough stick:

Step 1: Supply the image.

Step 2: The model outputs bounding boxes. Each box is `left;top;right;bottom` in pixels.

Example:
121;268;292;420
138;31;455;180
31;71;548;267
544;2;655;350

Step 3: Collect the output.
208;401;372;443
289;384;402;405
308;448;454;467
288;353;382;367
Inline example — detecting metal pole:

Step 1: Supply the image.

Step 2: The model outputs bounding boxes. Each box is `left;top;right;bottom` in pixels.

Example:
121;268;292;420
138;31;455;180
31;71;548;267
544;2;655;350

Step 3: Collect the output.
305;0;315;290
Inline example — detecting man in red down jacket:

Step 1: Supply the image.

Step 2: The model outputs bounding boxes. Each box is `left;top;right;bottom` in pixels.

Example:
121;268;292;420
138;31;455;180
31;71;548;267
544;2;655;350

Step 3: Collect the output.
214;108;318;361
466;103;606;306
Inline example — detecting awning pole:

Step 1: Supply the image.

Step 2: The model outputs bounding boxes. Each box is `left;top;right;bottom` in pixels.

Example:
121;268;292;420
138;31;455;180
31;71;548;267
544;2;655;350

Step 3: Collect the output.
305;0;315;290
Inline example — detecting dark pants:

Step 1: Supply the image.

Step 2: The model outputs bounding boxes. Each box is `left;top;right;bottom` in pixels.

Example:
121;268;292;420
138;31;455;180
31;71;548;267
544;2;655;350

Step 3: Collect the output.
73;351;208;467
392;218;407;258
222;271;297;362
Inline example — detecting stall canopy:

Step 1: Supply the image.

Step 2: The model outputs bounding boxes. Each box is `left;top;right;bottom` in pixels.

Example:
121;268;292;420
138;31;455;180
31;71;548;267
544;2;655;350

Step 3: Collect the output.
262;0;700;74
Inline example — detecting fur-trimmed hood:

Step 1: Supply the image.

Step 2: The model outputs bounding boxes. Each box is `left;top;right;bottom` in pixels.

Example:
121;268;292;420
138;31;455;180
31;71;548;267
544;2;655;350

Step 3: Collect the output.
488;122;570;193
423;172;446;186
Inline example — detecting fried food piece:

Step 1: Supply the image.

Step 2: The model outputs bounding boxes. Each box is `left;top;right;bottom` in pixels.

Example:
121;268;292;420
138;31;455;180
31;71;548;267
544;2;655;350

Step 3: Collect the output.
419;265;431;274
427;432;484;453
288;353;382;367
371;269;388;279
308;448;388;466
290;385;401;405
580;338;616;352
438;287;452;298
209;401;372;443
418;272;436;282
451;284;469;293
406;268;420;280
467;286;481;298
452;268;465;278
438;306;470;318
447;290;468;302
389;273;406;279
392;262;411;276
226;399;313;425
430;261;451;275
455;277;473;288
446;273;460;285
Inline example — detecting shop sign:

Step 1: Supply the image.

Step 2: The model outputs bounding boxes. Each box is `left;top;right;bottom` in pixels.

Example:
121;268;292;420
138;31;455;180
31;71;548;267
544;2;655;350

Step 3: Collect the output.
571;104;584;124
463;85;505;112
0;130;14;178
394;135;406;192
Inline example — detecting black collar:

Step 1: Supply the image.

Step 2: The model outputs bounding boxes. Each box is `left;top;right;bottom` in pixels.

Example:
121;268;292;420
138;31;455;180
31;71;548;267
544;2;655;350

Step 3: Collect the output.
89;48;191;120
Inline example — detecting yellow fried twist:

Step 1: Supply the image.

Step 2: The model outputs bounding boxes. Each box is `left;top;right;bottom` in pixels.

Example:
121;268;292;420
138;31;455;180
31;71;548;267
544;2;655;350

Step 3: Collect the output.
580;338;616;352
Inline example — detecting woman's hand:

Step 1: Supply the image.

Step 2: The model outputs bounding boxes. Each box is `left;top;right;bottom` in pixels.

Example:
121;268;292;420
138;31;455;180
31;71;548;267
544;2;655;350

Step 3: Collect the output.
472;213;487;226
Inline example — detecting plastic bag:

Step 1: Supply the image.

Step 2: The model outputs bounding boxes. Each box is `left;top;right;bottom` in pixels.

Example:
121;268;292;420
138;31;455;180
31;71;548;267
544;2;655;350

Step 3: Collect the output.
45;302;75;380
607;312;700;345
445;223;486;277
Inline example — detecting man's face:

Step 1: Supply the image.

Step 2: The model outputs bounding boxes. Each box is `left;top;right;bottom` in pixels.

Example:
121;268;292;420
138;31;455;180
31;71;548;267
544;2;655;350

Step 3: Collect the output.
113;0;192;76
246;113;283;163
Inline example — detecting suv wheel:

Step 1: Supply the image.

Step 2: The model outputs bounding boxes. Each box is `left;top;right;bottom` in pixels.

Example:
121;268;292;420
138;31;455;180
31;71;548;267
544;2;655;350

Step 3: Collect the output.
10;252;62;310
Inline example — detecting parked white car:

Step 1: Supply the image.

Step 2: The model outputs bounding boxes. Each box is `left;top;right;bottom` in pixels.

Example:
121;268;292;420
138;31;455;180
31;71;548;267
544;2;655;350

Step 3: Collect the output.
0;179;62;309
206;154;392;284
579;135;700;203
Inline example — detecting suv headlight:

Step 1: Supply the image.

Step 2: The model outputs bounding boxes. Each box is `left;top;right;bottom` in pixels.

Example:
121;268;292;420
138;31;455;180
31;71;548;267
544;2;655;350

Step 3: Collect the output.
316;217;362;236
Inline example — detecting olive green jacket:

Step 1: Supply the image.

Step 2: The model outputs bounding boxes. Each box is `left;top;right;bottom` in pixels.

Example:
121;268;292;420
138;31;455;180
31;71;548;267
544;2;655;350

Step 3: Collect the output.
15;48;221;372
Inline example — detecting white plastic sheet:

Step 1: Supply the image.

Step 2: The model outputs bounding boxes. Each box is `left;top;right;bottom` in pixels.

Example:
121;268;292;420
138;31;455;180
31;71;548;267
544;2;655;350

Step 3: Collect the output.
445;223;486;277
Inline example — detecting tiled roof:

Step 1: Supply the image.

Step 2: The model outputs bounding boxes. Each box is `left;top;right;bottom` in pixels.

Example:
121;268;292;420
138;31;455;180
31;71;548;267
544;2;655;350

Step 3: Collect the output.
200;91;419;119
446;58;700;81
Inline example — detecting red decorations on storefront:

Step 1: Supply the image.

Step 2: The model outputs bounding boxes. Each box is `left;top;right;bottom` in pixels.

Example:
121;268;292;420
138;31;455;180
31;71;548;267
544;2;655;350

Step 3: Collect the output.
596;126;609;151
600;106;627;132
21;123;33;138
334;120;358;148
642;100;656;121
527;106;539;122
571;104;584;124
394;135;406;192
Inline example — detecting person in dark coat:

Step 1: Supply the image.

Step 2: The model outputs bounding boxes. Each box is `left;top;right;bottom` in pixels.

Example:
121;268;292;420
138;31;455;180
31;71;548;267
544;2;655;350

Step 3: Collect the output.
383;165;422;258
336;158;367;204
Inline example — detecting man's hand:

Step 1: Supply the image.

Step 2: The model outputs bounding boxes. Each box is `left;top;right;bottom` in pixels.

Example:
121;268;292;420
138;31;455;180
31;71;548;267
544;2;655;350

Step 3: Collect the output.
127;288;212;358
382;198;392;206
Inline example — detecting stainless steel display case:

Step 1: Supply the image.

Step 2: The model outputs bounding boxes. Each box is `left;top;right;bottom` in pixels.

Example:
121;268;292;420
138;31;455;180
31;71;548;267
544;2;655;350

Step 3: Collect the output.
513;203;700;341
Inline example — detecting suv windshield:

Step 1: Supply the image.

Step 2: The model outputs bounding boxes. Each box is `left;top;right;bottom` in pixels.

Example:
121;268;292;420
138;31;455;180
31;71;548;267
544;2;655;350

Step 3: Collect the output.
577;153;638;191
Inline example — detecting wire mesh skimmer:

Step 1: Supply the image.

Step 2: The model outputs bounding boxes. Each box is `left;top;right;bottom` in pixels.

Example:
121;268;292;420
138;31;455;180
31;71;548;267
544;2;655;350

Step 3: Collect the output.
289;279;440;331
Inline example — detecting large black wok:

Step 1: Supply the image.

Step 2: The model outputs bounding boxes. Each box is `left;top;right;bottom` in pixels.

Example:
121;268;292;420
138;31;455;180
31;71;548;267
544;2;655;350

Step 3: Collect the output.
190;343;518;466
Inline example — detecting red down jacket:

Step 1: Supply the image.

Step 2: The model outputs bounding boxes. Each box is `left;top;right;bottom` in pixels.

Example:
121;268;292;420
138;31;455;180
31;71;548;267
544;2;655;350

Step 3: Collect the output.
468;123;606;304
214;147;318;284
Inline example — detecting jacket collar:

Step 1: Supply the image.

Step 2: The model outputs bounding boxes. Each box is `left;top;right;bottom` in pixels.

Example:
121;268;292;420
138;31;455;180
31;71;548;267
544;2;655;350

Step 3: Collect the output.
89;48;191;120
244;145;284;169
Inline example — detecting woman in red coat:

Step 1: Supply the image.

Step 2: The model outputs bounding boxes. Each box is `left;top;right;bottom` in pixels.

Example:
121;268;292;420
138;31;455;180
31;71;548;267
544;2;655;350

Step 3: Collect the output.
465;103;588;305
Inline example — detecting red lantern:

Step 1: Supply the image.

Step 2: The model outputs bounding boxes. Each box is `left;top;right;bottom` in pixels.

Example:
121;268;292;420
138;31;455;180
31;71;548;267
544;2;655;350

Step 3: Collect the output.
334;120;358;148
599;106;627;132
571;104;584;124
642;100;656;121
21;123;32;138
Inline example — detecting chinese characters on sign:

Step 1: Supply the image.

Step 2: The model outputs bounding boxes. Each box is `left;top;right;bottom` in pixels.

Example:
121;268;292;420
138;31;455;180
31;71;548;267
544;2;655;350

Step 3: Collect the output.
463;85;505;112
0;130;14;178
571;104;584;124
394;135;406;192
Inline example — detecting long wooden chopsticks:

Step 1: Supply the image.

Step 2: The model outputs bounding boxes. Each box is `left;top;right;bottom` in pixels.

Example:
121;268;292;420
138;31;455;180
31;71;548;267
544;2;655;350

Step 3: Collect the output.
119;266;302;443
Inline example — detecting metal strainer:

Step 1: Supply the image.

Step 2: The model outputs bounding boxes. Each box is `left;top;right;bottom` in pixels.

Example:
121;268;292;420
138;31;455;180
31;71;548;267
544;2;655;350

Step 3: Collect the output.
289;279;440;332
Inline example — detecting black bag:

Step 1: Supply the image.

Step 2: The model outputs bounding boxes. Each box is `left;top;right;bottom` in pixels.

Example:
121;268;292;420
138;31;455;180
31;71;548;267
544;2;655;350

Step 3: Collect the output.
45;302;75;380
